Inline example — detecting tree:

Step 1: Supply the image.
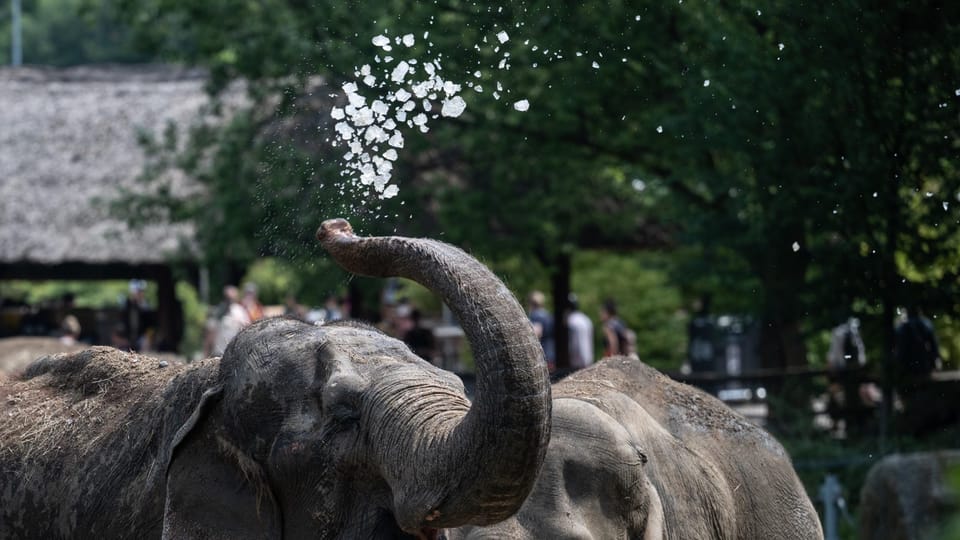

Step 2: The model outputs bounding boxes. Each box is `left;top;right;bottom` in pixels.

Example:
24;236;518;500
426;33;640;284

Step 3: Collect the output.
105;0;960;378
106;0;671;366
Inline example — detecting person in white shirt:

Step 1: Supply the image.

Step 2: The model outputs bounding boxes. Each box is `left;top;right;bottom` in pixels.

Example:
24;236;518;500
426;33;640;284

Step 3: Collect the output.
213;285;251;356
566;294;594;369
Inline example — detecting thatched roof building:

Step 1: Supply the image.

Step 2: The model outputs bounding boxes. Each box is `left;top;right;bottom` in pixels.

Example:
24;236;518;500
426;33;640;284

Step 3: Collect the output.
0;65;232;349
0;65;213;266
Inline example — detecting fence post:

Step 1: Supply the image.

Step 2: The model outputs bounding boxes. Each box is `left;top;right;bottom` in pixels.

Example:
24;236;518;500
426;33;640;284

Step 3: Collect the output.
819;474;842;540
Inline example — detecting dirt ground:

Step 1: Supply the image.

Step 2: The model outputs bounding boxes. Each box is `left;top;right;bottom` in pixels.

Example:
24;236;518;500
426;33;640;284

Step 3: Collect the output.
0;337;85;378
0;337;186;380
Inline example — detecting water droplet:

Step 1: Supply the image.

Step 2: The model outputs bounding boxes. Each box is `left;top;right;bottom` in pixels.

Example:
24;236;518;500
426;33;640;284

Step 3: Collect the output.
441;96;467;117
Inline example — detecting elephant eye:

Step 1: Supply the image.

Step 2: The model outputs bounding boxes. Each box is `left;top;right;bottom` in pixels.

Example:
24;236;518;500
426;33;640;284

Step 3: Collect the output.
326;400;361;428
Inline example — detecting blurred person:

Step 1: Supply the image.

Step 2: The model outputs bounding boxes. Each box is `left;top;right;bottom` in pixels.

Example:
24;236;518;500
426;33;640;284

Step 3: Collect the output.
895;306;942;377
393;298;415;338
283;294;305;320
124;280;147;352
338;295;352;319
566;294;594;369
110;323;130;350
59;315;81;346
203;291;230;357
403;308;436;362
600;299;636;358
138;327;156;353
212;285;251;356
827;317;866;371
825;316;878;435
376;302;400;337
527;291;555;369
57;292;76;329
242;282;264;322
323;294;344;322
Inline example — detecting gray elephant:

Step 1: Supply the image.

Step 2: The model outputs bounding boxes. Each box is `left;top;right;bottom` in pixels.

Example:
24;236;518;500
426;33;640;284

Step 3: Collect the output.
0;218;551;538
447;354;824;539
858;450;960;540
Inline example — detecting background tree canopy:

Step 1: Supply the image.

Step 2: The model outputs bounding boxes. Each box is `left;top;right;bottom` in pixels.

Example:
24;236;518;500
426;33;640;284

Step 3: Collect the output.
11;0;957;373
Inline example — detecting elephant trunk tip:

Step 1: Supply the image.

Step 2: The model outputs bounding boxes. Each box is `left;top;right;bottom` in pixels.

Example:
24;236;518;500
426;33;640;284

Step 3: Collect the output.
317;218;355;244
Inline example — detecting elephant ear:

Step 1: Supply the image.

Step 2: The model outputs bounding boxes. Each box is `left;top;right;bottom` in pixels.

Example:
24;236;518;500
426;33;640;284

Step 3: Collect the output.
161;386;281;539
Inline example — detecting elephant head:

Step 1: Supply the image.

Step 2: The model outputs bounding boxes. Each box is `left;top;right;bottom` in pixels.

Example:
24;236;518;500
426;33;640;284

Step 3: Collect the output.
160;219;552;538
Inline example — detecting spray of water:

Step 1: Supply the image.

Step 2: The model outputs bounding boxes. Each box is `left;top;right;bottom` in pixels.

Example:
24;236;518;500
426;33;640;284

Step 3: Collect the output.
329;28;537;201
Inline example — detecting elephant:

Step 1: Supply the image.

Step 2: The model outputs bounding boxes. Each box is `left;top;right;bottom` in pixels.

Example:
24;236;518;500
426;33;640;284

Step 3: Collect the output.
0;218;552;539
446;355;824;539
858;450;960;540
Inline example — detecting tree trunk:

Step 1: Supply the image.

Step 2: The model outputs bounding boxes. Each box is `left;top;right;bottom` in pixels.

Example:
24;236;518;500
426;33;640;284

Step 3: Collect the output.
155;266;182;352
878;169;903;451
551;253;571;371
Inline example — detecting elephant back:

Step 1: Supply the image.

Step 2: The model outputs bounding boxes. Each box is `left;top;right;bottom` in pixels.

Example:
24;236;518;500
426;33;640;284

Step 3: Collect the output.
859;451;960;540
555;356;764;438
0;347;217;538
552;356;821;539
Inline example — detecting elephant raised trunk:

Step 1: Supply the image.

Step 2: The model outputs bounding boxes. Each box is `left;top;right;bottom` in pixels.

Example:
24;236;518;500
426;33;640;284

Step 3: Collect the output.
317;219;552;532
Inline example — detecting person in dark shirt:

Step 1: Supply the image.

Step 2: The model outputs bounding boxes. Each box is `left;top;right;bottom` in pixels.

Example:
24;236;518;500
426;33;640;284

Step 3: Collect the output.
527;291;555;369
403;309;435;362
600;299;635;358
895;306;942;377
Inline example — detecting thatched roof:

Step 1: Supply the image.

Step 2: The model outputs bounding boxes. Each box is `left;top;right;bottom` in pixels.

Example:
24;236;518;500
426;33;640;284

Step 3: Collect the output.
0;65;231;265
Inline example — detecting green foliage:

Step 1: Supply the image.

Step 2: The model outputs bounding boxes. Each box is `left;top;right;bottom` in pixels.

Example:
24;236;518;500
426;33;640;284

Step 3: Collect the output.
241;258;301;306
931;315;960;370
572;251;687;370
392;279;442;317
941;465;960;539
175;280;206;359
0;280;152;308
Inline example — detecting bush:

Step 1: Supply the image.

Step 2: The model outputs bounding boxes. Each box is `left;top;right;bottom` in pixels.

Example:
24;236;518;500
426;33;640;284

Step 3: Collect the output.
175;281;207;360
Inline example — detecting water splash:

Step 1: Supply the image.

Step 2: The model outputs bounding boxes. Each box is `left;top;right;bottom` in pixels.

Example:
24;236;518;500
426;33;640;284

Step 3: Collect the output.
329;29;532;200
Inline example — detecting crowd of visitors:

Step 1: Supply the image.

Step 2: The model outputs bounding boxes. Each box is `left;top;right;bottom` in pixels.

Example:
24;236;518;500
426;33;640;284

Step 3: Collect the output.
525;290;637;372
35;279;948;389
